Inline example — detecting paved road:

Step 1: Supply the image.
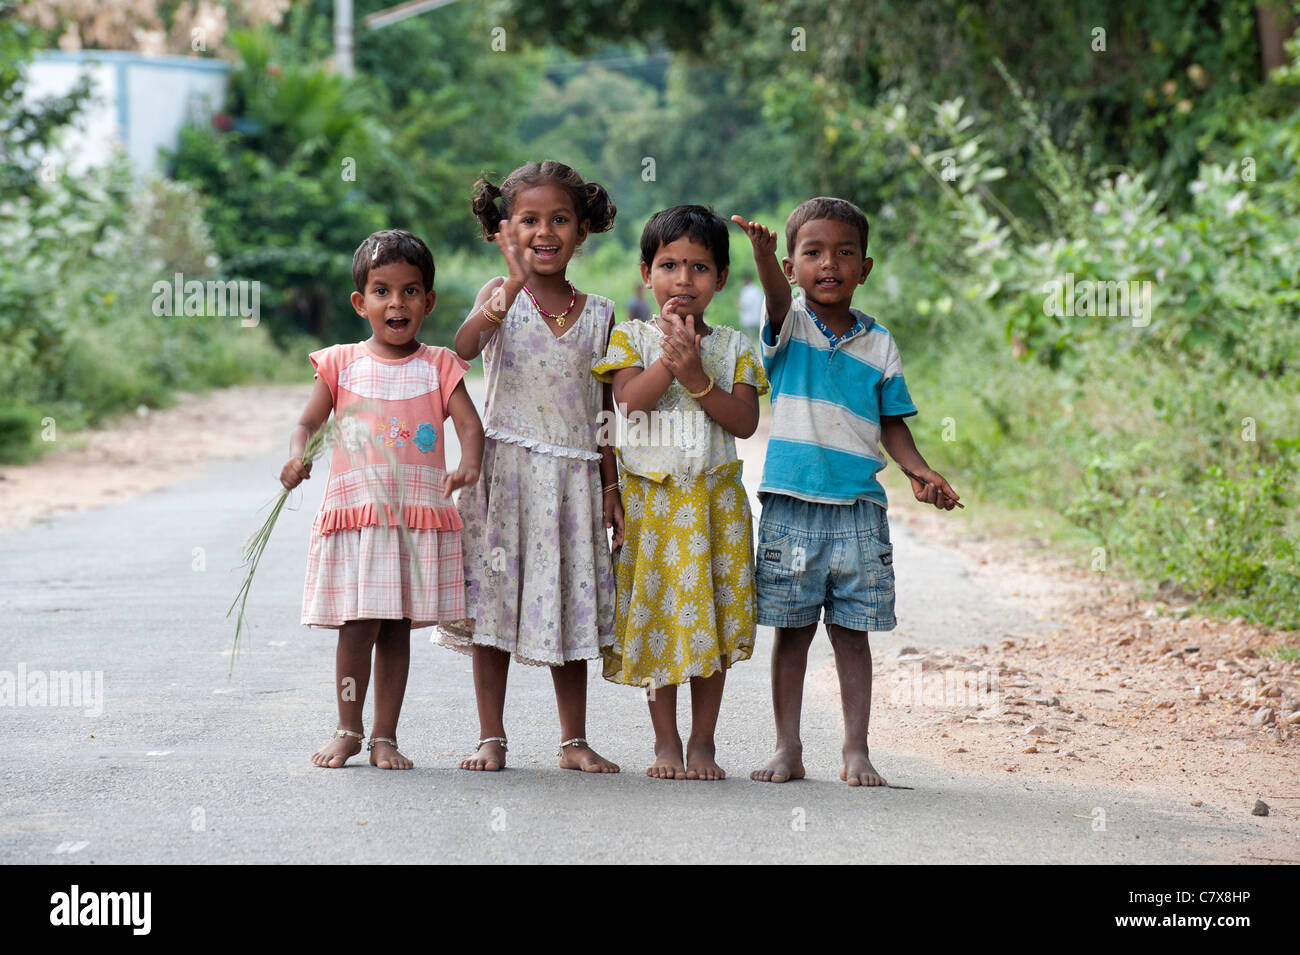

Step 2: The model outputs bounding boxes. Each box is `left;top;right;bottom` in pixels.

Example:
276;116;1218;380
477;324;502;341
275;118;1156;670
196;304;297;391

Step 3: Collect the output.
0;384;1275;863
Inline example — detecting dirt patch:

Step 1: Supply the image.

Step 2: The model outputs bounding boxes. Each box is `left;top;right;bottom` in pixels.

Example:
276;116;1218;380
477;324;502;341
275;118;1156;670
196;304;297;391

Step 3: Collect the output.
0;385;310;532
838;500;1300;858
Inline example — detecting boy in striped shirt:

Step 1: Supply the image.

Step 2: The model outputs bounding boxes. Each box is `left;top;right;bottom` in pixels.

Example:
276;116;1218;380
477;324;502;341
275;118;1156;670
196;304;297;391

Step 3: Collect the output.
732;199;959;787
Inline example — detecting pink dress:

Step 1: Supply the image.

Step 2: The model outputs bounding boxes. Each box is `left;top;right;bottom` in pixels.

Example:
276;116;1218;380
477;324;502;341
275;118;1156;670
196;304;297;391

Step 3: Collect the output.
301;341;469;630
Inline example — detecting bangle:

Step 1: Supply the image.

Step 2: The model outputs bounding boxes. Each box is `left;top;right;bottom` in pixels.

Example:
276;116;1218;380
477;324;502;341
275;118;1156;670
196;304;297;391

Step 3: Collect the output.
479;303;504;325
603;483;620;494
686;374;714;399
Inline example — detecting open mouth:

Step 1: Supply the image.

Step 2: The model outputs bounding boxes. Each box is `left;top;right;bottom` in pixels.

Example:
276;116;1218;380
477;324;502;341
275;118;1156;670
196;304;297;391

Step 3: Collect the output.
816;278;842;288
532;245;560;260
385;317;410;330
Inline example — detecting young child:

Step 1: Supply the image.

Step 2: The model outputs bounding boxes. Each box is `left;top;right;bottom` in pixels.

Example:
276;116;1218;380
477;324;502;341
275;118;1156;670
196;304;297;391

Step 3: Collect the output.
592;205;770;781
435;161;623;774
282;229;484;770
732;199;959;788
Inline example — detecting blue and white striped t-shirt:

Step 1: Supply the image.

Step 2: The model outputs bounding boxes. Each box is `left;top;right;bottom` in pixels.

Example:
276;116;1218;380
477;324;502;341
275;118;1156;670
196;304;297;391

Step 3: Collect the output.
759;298;917;508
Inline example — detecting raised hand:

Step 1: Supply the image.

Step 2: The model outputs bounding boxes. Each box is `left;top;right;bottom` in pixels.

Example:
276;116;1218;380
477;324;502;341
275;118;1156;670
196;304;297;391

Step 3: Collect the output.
731;215;778;258
492;216;529;290
658;297;706;391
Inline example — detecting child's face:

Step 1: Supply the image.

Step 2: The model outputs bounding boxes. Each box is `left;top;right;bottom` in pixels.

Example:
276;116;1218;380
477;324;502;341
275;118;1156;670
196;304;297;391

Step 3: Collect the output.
782;218;873;310
350;261;435;352
510;182;587;276
640;235;728;321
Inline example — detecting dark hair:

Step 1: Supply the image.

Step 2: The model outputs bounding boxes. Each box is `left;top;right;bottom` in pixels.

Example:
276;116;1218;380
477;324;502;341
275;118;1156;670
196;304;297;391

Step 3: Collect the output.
639;205;730;273
352;230;435;293
784;197;870;256
471;160;617;239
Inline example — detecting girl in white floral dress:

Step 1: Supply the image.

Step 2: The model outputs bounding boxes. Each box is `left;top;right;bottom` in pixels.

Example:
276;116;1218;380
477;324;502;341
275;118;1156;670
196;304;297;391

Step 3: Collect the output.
435;161;624;774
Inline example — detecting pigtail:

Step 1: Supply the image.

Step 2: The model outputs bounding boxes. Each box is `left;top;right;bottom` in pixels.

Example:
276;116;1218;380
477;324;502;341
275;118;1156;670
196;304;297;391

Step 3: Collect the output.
471;176;505;239
582;180;617;234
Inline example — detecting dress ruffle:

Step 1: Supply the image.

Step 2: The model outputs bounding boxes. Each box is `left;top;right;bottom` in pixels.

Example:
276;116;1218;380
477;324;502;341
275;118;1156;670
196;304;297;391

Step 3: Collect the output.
316;503;463;535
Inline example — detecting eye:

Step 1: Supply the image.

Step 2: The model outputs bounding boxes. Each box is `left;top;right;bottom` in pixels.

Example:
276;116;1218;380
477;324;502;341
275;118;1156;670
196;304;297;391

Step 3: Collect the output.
406;286;419;295
661;262;675;271
374;286;388;295
521;216;536;225
554;215;568;224
694;263;708;272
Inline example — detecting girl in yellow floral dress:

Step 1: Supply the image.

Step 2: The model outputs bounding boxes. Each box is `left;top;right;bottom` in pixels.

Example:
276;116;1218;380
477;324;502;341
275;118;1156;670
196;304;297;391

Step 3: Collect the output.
592;205;769;781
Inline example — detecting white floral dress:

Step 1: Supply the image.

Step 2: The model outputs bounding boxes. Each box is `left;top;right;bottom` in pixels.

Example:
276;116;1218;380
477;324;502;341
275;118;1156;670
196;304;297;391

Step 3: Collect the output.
434;291;617;666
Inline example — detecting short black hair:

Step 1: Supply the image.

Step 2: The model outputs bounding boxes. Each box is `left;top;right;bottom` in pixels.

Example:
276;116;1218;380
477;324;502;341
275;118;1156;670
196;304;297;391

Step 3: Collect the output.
640;205;729;273
352;230;435;293
784;197;869;257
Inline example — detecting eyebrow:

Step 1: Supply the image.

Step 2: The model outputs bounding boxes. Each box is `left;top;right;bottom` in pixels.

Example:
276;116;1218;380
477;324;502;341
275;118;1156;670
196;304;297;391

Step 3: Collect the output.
515;206;575;216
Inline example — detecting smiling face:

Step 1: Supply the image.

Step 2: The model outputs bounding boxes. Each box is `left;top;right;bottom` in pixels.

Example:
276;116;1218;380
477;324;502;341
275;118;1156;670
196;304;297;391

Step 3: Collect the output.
783;218;873;310
510;181;587;276
349;260;435;356
640;235;728;322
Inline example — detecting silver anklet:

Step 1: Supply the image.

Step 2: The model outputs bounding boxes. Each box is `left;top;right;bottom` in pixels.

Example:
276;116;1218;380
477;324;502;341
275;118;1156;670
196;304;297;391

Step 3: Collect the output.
367;736;397;751
559;737;588;754
332;728;363;741
477;736;508;752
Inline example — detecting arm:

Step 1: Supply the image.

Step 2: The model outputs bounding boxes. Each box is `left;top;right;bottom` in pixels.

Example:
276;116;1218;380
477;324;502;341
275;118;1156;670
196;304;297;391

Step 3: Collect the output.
453;218;529;361
280;377;333;489
880;415;960;510
732;215;792;335
444;379;484;492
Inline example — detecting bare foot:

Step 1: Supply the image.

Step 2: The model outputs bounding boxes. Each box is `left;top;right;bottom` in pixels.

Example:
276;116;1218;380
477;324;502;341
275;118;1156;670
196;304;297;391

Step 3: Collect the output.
646;741;687;780
558;742;620;774
368;739;413;770
685;740;726;780
841;748;887;787
750;745;805;783
460;739;506;771
311;731;362;769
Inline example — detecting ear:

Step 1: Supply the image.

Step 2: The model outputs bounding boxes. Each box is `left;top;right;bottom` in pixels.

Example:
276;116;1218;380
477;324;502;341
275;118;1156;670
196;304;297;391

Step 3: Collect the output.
715;266;729;292
639;261;652;291
424;288;437;315
860;256;874;284
350;290;367;317
781;257;796;285
577;220;589;245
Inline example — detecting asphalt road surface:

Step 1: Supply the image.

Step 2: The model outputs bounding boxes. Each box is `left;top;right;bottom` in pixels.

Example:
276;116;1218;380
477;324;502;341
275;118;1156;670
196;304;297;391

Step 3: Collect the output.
0;382;1274;864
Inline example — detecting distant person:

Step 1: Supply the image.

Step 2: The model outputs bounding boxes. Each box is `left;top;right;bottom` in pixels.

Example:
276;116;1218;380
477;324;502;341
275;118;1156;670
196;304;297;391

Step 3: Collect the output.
626;283;650;322
738;277;763;344
733;200;959;789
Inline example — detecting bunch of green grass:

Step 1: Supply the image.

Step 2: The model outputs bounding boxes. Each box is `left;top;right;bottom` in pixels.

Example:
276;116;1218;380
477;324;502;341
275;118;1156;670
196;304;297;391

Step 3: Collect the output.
226;406;425;673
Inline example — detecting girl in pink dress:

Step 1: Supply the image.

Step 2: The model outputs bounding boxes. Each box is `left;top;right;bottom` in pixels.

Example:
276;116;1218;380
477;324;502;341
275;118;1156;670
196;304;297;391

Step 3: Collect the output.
282;230;484;771
435;161;623;774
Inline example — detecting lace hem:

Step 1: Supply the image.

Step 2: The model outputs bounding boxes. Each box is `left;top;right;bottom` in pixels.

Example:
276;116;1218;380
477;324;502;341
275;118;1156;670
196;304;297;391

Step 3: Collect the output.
484;426;601;461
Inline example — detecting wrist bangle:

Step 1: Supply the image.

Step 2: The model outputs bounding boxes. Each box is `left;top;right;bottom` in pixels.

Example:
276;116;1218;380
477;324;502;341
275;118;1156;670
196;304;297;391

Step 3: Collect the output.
686;374;714;399
603;483;620;494
479;303;504;325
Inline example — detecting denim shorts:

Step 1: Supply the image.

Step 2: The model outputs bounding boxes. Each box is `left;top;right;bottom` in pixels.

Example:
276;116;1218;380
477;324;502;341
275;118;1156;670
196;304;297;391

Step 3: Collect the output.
754;493;896;633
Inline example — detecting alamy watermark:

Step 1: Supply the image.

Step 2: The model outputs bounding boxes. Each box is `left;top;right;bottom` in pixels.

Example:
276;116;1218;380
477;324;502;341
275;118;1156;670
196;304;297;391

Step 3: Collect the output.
0;664;103;717
1042;272;1153;327
888;663;1002;710
597;406;709;457
151;272;260;327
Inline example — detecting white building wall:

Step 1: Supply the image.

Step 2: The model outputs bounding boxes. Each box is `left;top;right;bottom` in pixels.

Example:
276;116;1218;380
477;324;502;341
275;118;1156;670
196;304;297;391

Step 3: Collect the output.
27;51;230;175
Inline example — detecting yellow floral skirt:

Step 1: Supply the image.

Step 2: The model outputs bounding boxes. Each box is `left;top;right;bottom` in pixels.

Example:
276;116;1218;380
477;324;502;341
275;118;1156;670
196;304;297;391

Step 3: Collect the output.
603;462;757;689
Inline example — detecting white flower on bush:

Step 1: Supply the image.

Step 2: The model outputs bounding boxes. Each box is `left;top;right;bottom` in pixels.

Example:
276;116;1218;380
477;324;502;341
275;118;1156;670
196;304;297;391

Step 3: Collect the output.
1190;180;1208;194
1224;192;1247;217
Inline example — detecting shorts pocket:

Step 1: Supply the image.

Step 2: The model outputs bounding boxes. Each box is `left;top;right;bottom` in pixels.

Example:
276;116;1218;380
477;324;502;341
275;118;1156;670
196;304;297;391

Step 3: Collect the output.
857;534;895;581
755;530;800;588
